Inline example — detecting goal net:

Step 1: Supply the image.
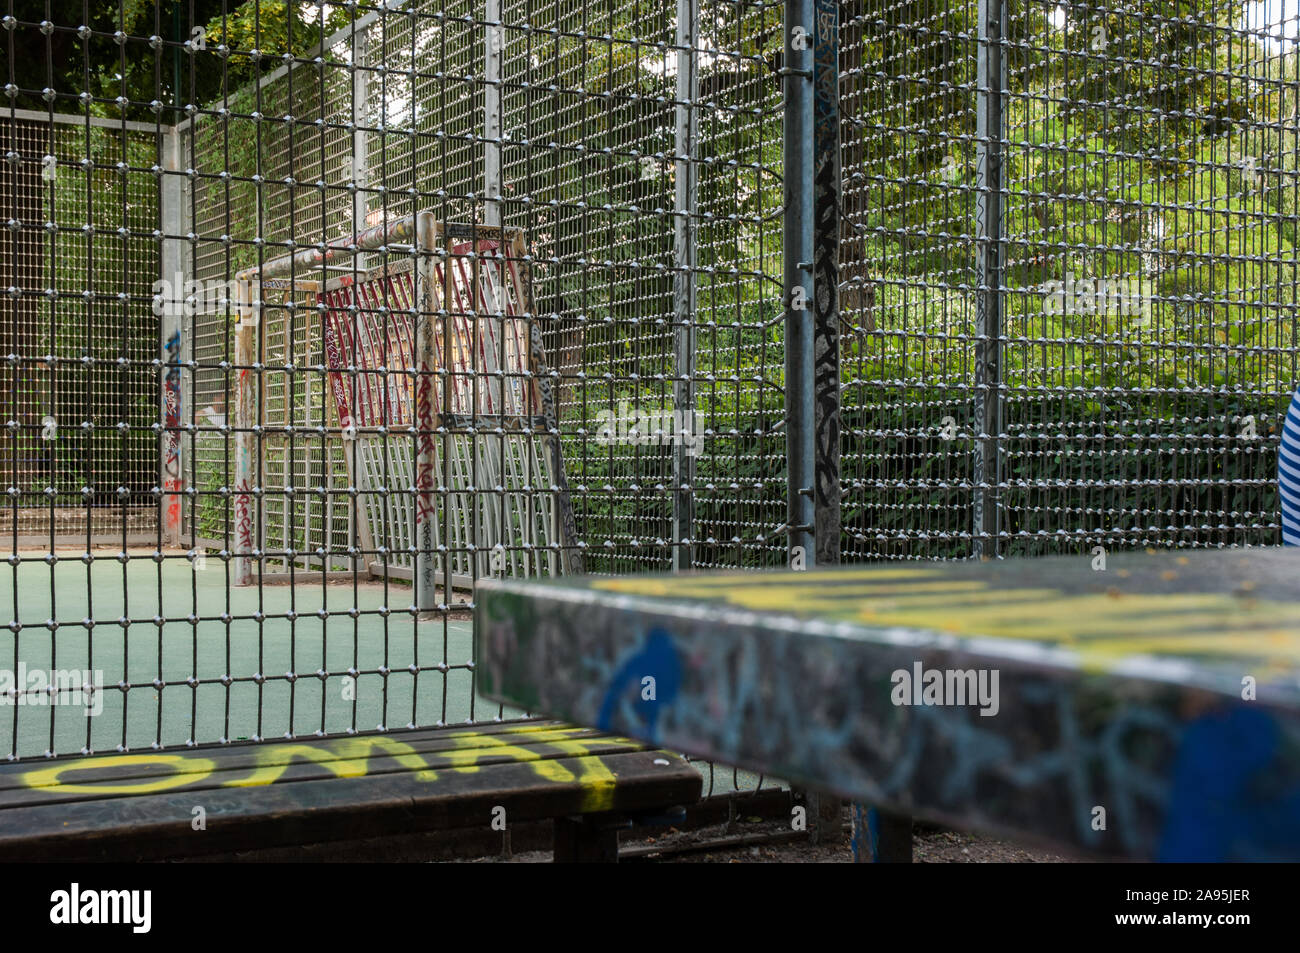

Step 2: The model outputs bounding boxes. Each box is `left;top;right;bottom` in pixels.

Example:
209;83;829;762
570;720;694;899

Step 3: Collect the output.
236;216;582;601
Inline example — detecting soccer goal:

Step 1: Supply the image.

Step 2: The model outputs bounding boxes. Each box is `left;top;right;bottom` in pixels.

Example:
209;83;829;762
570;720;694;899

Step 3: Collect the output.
231;213;582;607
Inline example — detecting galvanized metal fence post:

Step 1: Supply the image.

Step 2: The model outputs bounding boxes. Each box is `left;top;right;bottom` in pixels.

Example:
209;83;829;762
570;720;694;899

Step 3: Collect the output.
159;126;188;548
414;210;439;611
484;0;502;230
809;0;842;846
349;16;373;577
785;0;815;572
483;1;503;579
232;279;257;587
672;0;698;573
811;0;839;598
352;43;370;238
973;0;1007;559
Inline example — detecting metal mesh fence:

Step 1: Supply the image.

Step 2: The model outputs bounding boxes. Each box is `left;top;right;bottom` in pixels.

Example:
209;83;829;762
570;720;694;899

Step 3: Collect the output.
839;0;1298;561
182;1;789;579
1;0;1294;801
0;0;788;803
0;112;160;542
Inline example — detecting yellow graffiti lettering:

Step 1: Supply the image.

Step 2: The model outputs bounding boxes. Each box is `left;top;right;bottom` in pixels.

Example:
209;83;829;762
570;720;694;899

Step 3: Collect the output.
693;580;989;611
22;753;216;795
857;591;1297;642
441;729;623;807
594;567;942;598
226;735;438;787
850;590;1300;671
600;568;1300;672
548;747;617;812
20;725;635;804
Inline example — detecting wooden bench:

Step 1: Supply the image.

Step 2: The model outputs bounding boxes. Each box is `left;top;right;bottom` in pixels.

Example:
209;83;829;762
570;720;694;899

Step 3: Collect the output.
0;721;701;862
476;547;1300;862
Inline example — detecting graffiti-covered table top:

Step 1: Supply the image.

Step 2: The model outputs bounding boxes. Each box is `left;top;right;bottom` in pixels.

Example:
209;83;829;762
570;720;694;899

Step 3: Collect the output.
476;547;1300;861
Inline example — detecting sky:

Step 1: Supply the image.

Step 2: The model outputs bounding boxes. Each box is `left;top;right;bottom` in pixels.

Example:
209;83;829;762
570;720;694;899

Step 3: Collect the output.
1242;0;1300;43
1043;2;1300;46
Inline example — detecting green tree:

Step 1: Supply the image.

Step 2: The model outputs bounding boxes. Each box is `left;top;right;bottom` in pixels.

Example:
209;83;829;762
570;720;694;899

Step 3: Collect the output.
1;1;350;121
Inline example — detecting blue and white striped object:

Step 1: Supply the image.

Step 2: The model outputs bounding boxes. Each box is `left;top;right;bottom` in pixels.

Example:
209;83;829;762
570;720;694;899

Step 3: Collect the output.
1282;386;1300;545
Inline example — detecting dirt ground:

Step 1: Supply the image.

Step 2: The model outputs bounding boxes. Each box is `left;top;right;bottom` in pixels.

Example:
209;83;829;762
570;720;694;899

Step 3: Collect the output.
636;823;1074;863
634;826;1071;868
466;810;1075;863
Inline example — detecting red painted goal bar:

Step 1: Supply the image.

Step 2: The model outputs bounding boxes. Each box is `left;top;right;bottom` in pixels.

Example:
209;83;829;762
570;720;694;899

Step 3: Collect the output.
234;215;582;603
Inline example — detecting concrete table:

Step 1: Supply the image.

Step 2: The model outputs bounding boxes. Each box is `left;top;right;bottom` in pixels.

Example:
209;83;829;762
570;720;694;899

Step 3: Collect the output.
476;548;1300;861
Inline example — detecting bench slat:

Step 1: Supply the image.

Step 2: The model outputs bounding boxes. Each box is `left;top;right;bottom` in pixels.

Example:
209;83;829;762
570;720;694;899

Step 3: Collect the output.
0;721;702;861
0;747;701;861
0;723;626;803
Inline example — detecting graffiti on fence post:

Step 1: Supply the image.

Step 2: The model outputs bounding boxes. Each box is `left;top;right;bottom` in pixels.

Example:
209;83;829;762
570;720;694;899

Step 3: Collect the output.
809;0;844;847
412;211;440;611
812;0;840;569
231;281;257;587
162;329;183;545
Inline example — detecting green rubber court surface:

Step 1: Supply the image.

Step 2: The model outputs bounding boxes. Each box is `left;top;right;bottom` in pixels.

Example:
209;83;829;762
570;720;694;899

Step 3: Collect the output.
0;548;778;797
0;548;510;759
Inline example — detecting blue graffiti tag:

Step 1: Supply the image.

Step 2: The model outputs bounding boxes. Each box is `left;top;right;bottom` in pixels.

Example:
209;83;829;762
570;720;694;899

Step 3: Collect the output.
595;628;681;744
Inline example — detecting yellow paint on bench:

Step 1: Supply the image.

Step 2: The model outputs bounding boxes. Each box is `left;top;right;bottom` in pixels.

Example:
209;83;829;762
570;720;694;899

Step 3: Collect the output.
594;571;1300;672
437;731;620;809
19;726;647;807
227;734;439;787
594;567;945;598
22;754;218;796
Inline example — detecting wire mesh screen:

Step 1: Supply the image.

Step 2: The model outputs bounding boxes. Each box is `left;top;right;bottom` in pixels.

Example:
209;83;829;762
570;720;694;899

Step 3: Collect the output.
840;0;1298;561
8;0;1292;808
0;0;786;804
0;113;160;543
839;1;980;559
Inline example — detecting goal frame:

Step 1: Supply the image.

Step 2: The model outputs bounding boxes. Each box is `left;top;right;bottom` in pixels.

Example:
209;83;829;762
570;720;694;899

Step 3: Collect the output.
231;212;583;606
